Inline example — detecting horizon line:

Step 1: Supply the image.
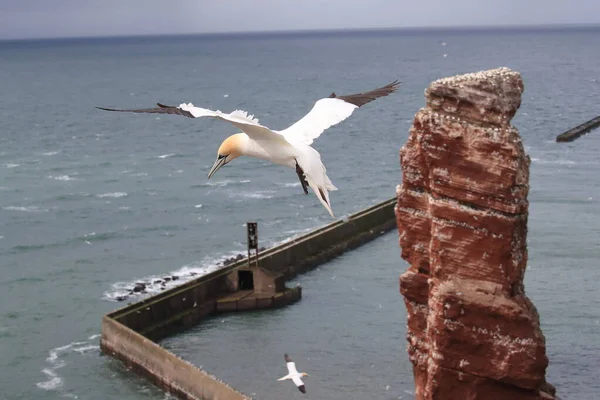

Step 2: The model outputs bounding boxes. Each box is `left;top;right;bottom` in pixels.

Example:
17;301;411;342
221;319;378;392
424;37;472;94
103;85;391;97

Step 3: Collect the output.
2;22;600;42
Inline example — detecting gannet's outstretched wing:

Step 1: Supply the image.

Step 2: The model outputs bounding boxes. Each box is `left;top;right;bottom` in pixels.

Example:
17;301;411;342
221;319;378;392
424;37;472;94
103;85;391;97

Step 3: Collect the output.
279;80;400;145
285;353;299;375
292;376;306;393
96;103;287;143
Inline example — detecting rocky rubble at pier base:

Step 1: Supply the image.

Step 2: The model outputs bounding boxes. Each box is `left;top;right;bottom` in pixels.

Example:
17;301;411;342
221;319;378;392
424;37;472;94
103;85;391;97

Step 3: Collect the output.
114;248;266;302
395;67;558;400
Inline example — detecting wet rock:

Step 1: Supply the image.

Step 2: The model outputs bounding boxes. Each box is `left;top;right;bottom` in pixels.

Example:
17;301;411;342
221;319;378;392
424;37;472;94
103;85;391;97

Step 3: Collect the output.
171;275;179;281
235;254;243;261
133;283;146;292
153;279;162;284
116;296;128;302
396;68;557;400
163;277;172;281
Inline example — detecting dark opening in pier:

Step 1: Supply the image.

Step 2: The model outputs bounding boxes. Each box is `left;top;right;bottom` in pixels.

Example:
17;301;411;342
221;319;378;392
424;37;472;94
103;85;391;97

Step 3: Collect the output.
238;270;254;290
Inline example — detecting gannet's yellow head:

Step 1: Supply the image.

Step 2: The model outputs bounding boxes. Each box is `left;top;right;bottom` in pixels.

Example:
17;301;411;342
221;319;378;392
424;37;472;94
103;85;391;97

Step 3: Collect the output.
301;373;309;377
207;134;245;179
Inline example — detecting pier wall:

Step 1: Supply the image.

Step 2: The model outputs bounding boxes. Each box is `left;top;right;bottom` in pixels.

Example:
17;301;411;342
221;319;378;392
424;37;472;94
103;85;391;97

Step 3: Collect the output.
101;197;397;399
102;316;251;400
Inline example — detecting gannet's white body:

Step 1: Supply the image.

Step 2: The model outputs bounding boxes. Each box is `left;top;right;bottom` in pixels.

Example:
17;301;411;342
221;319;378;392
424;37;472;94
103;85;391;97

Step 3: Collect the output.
97;81;400;217
278;353;308;394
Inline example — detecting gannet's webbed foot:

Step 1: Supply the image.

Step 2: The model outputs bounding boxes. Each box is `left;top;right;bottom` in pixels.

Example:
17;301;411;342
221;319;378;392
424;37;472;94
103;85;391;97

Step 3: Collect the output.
295;160;309;195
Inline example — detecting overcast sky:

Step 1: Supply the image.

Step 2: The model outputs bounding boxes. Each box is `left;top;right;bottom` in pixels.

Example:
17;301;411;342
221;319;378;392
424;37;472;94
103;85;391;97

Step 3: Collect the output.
1;0;599;40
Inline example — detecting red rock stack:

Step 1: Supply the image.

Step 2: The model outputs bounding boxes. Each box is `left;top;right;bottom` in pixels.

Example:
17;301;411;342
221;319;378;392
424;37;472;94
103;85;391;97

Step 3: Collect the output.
396;68;557;400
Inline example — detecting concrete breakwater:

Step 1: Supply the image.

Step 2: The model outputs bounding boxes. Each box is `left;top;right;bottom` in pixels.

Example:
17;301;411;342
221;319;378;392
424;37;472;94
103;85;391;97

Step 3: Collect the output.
101;197;397;399
556;115;600;142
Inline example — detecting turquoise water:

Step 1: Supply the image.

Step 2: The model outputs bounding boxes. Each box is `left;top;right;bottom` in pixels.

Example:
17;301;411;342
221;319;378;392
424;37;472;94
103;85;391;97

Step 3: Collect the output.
1;27;599;399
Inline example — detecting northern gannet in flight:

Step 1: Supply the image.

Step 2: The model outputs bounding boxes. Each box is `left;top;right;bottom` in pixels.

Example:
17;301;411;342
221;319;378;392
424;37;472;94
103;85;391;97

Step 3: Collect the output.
278;353;309;394
96;81;400;217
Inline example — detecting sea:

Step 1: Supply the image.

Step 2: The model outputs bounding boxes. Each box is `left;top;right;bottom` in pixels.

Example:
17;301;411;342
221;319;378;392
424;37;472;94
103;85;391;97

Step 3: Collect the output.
1;26;599;400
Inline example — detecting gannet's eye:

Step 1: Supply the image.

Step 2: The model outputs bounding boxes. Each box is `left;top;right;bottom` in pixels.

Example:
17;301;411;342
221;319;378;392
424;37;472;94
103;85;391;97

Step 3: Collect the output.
218;154;228;160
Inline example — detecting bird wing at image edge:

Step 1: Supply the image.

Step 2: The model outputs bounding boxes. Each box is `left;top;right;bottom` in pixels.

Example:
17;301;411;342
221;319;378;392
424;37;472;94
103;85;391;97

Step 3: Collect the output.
95;104;195;118
329;80;401;107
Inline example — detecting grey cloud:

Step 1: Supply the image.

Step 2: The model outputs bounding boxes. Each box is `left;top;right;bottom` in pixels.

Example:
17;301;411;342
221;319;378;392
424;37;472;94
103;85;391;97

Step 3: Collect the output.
1;0;599;40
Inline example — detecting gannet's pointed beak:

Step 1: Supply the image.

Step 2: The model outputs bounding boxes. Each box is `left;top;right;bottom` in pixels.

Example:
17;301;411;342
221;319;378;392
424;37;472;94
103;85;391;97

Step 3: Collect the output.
208;156;226;179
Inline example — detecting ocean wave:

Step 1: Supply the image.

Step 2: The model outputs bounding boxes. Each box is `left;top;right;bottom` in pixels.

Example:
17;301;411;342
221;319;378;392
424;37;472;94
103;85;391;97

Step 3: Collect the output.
48;175;79;181
283;182;301;187
530;157;600;165
3;163;20;168
41;151;60;156
3;205;49;212
97;192;128;198
158;153;176;159
199;179;252;187
36;336;100;395
530;158;575;165
236;191;274;199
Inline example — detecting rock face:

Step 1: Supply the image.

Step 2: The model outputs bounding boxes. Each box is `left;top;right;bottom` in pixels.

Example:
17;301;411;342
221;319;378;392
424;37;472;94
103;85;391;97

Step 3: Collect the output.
396;68;557;400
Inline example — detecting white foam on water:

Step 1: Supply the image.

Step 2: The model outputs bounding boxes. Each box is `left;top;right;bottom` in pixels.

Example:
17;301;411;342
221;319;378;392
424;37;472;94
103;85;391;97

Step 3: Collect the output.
97;192;128;198
36;338;97;394
42;151;61;156
72;344;100;354
3;205;49;212
530;158;598;166
4;163;20;168
283;182;301;187
204;179;240;187
158;153;176;159
48;175;79;181
236;191;274;199
37;369;62;390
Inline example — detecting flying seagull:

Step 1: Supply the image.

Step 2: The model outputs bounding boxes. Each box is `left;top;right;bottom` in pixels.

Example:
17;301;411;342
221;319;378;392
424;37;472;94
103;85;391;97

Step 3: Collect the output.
278;353;309;394
96;80;400;217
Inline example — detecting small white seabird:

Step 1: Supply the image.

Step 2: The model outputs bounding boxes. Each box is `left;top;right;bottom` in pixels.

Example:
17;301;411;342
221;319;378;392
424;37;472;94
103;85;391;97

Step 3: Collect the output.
96;81;400;217
278;353;309;394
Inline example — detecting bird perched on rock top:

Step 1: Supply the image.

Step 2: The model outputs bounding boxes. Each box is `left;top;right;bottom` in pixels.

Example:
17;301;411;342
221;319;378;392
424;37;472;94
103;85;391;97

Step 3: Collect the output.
278;353;309;394
96;80;400;217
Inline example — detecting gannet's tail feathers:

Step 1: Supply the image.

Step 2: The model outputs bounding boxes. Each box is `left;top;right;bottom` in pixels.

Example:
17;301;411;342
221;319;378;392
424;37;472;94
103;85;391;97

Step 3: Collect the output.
312;184;334;218
280;80;400;146
297;147;337;218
